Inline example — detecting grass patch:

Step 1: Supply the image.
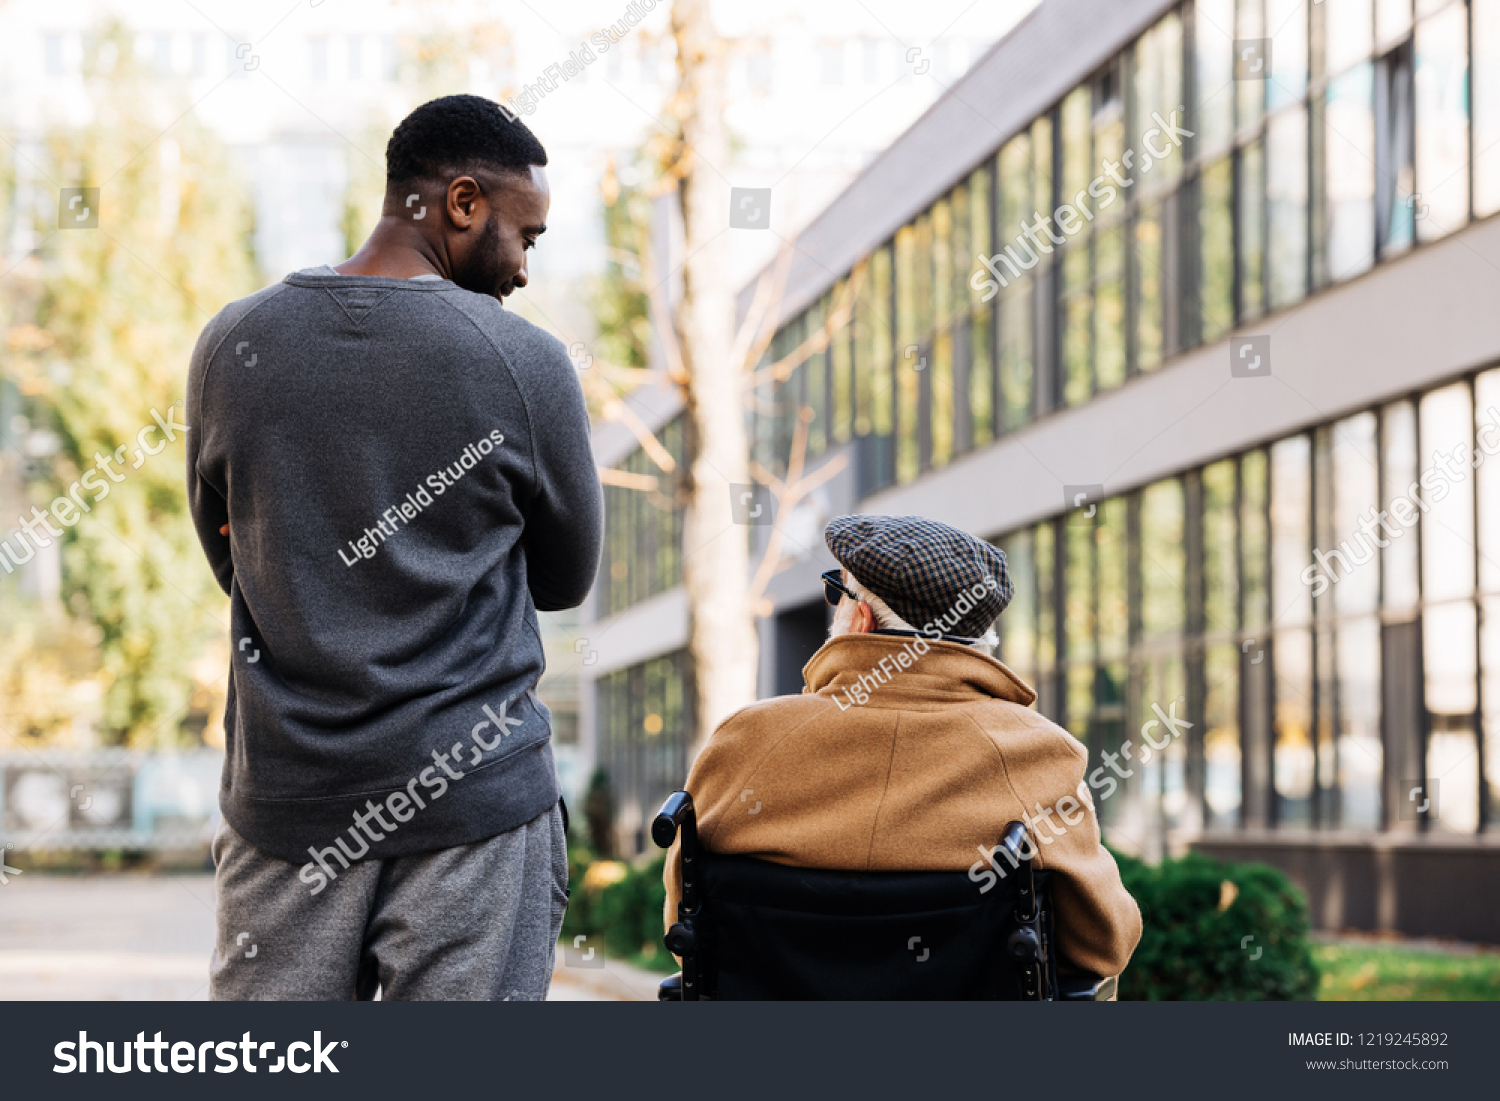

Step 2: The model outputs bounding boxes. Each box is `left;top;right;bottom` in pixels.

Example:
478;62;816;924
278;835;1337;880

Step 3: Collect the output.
1316;943;1500;1000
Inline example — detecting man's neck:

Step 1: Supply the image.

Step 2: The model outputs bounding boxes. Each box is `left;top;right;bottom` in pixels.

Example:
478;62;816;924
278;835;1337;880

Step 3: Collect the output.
336;217;448;280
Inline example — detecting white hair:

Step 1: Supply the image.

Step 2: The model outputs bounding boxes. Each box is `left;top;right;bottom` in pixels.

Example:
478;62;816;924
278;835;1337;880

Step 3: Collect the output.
841;570;998;656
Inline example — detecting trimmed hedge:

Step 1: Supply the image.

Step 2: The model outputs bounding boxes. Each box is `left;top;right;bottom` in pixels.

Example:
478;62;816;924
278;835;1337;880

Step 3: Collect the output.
559;841;1321;995
560;842;674;972
1114;849;1319;1000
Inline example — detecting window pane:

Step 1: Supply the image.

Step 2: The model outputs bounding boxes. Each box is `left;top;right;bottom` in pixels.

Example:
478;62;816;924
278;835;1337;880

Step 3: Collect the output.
897;343;920;483
930;329;954;468
1133;204;1163;371
872;245;893;436
1000;529;1037;679
858;280;876;441
970;307;993;446
1195;0;1236;156
1425;600;1479;833
1420;383;1475;602
970;165;992;268
1205;640;1243;827
1376;42;1417;258
999;280;1034;428
932;198;954;328
1033;116;1054;222
1333;411;1381;614
1067;518;1095;668
1200;157;1235;341
1274;628;1315;825
1474;0;1500;217
1326;63;1377;282
1061;85;1093;207
752;342;777;476
1377;0;1413;47
1238;138;1267;320
1315;618;1337;820
895;224;918;353
1268;0;1309;111
1093;77;1126;222
1140;480;1185;640
1062;241;1092;405
1477;369;1500;593
830;291;853;445
773;320;801;475
1095;224;1126;392
1238;0;1267;130
1325;0;1375;77
1036;521;1057;675
1099;497;1129;659
1272;435;1313;626
1414;3;1470;241
1137;654;1188;838
950;183;971;319
1134;12;1185;192
1243;449;1271;630
1160;13;1184;172
914;212;934;338
805;298;827;457
1140;22;1164;155
1335;616;1383;829
1482;594;1500;826
1267;106;1309;310
1382;400;1422;612
1204;459;1239;636
999;132;1032;241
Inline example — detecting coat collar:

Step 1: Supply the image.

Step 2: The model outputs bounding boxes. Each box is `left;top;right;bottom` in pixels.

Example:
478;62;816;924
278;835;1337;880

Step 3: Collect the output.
802;633;1038;707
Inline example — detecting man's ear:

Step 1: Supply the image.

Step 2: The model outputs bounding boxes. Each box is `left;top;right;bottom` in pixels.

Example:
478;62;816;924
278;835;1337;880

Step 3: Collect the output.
853;601;874;634
445;176;483;228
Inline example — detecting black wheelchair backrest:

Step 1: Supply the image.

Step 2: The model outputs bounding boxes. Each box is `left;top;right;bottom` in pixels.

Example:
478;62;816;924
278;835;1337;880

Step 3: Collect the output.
652;790;1088;1001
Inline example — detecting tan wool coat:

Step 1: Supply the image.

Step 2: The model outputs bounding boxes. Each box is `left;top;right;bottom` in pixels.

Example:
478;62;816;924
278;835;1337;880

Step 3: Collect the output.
663;632;1143;980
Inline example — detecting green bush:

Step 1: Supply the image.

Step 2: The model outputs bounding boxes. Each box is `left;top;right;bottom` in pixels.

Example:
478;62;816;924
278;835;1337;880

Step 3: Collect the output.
595;854;672;968
560;843;674;972
1114;849;1319;1000
559;840;599;945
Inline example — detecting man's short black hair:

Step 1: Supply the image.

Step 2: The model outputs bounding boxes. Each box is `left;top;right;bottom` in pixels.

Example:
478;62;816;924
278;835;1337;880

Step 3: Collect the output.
385;94;548;190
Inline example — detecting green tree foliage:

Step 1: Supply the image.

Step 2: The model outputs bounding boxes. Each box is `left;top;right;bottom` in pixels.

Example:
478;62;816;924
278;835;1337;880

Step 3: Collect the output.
5;23;258;746
1114;849;1320;1000
589;157;654;382
583;767;616;858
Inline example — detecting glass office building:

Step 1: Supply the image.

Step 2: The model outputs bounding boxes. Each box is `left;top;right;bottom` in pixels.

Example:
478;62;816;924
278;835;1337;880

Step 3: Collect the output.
585;0;1500;937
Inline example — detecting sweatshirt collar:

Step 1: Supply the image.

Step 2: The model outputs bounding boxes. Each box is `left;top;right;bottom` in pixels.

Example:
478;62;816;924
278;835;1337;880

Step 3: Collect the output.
802;633;1037;707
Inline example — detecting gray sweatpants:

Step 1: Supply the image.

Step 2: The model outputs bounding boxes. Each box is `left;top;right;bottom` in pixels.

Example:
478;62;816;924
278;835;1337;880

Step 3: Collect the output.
210;804;567;1001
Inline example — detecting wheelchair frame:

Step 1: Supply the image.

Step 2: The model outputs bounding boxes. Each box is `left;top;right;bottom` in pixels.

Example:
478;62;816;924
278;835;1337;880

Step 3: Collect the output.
651;789;1116;1001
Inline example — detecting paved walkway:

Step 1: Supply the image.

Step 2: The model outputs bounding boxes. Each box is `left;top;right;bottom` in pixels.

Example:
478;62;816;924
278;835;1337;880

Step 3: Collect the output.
0;874;658;1001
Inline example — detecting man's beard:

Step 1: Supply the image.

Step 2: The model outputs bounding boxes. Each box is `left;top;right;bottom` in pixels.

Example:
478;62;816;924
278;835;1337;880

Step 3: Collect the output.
829;598;861;639
452;214;505;298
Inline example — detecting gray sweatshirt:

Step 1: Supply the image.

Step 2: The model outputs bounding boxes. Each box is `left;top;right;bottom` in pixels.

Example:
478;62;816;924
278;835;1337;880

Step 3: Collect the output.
187;269;601;867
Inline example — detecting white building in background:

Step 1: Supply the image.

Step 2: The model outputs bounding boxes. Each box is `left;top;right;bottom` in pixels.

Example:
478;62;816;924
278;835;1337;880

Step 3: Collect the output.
0;0;1039;794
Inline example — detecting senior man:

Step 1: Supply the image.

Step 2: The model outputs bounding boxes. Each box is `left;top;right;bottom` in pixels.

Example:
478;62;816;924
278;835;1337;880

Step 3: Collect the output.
664;514;1141;983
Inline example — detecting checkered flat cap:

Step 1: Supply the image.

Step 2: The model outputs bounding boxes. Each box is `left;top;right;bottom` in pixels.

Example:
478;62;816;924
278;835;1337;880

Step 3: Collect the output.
824;514;1013;639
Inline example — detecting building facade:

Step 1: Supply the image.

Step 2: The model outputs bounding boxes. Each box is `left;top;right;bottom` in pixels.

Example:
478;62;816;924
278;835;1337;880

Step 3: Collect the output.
585;0;1500;939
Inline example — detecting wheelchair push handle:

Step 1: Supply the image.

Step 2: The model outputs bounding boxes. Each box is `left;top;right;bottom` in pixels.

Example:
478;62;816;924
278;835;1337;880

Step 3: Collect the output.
653;790;696;849
998;819;1031;866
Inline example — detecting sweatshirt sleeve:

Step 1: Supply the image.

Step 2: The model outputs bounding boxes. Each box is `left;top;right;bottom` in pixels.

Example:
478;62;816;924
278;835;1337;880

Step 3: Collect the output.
186;317;233;596
519;337;603;612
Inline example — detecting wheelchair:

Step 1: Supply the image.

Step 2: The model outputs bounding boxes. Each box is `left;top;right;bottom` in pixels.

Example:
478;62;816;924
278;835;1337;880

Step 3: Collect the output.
651;790;1115;1001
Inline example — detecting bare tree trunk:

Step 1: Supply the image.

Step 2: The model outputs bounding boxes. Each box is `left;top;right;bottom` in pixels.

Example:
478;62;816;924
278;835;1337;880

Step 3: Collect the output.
670;0;759;747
